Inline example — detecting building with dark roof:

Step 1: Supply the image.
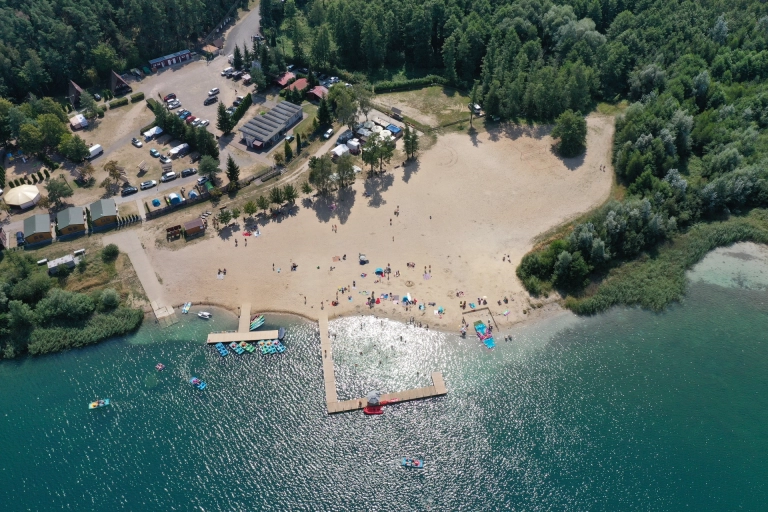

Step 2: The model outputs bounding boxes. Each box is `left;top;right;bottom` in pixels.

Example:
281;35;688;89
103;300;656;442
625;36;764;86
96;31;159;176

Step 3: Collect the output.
23;214;52;244
56;206;86;236
239;101;303;149
148;50;191;71
307;86;328;102
110;70;132;95
89;198;118;228
68;80;85;107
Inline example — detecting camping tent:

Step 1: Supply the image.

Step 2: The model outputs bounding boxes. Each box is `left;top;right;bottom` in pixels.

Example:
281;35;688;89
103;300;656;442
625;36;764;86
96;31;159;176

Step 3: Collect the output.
330;145;349;159
69;114;88;130
142;126;164;140
168;193;183;205
4;184;41;209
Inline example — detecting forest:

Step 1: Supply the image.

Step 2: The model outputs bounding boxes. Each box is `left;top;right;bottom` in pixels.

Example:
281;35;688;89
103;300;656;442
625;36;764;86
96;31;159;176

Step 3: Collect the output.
0;0;241;100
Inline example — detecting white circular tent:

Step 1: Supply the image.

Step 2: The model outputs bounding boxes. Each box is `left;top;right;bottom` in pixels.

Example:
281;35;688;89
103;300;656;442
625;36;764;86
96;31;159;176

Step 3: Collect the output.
4;184;41;209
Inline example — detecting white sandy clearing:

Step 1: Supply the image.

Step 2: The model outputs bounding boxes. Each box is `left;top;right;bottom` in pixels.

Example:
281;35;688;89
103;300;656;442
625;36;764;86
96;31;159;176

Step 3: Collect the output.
142;114;614;332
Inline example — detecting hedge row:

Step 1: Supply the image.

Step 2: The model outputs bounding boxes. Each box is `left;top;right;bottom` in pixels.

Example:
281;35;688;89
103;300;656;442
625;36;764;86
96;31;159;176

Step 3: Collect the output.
109;97;129;109
130;92;145;103
146;97;161;113
230;93;254;125
373;75;448;94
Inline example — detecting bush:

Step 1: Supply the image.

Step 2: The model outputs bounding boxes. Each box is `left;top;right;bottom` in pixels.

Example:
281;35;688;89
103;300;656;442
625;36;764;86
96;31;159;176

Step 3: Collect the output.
43;169;50;179
38;153;59;170
139;122;156;135
100;288;120;310
130;92;145;103
37;170;44;181
146;98;161;114
109;97;129;109
101;243;120;262
373;75;448;94
0;164;5;187
8;181;15;188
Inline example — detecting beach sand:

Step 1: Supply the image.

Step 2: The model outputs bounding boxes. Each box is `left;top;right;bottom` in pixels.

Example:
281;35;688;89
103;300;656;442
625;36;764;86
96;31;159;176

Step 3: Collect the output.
144;114;615;332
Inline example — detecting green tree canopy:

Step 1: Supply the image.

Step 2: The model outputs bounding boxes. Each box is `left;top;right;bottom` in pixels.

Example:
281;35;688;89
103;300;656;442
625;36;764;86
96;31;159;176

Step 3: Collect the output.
199;155;221;183
58;134;91;162
551;109;587;158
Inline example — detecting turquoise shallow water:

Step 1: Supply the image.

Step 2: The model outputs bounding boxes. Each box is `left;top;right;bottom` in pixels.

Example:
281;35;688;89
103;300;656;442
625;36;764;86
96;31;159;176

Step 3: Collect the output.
1;250;768;511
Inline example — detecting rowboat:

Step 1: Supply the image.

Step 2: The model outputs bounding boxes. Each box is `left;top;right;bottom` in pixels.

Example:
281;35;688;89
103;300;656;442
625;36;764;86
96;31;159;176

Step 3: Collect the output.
249;315;265;330
88;399;110;409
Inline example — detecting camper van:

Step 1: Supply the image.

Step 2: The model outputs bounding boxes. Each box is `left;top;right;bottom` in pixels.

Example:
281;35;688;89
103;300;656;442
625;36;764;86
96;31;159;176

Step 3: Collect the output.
87;144;103;159
221;67;233;77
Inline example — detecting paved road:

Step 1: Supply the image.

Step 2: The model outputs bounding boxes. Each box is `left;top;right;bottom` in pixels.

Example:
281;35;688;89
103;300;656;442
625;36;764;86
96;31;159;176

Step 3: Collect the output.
223;6;261;56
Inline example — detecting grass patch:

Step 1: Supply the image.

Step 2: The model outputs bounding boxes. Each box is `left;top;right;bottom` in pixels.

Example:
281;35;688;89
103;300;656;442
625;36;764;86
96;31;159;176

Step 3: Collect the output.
376;86;471;128
596;101;629;116
565;209;768;314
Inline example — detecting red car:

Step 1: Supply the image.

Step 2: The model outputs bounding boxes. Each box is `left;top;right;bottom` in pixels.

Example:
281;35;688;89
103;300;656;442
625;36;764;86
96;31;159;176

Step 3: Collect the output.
185;115;197;124
163;93;176;102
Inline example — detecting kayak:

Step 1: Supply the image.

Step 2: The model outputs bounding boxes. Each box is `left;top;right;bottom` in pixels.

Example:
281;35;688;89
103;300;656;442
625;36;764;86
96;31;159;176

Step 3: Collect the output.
401;457;425;469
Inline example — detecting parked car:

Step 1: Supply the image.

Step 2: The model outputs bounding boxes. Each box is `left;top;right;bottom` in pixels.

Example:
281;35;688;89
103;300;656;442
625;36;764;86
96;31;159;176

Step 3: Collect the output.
317;73;327;80
93;93;102;101
298;67;308;74
286;134;295;143
181;168;197;178
221;67;233;76
286;65;295;72
197;176;209;186
15;231;25;246
199;119;210;127
208;88;220;96
131;137;143;148
121;186;138;197
330;76;339;83
185;115;197;124
159;156;172;164
233;95;244;106
226;107;236;115
323;128;334;139
164;93;176;102
160;171;177;182
149;148;160;157
232;71;243;80
203;96;218;106
191;119;202;127
168;101;181;110
178;109;191;118
140;180;157;190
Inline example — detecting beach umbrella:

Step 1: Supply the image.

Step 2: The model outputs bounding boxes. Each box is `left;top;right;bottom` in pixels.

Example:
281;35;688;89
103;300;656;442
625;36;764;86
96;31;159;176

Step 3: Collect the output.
4;184;40;209
366;390;381;405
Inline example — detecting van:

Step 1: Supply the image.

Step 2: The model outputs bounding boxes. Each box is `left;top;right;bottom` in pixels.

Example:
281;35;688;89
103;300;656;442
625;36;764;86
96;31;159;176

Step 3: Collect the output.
87;144;103;159
221;67;233;76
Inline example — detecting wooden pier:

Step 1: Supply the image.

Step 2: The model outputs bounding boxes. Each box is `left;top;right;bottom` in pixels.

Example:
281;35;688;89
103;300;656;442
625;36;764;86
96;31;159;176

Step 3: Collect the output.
319;313;447;414
205;303;278;343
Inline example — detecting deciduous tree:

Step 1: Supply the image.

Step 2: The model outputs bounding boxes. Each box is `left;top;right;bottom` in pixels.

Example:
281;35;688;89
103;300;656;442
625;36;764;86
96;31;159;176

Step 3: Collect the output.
551;109;587;157
199;155;221;183
336;153;355;188
58;134;90;162
45;176;73;207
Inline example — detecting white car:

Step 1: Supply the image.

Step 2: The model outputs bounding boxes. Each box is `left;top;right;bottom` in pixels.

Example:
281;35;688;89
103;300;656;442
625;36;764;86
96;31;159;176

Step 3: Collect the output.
208;88;220;96
323;128;334;139
140;180;157;190
160;171;177;182
199;119;210;127
192;119;202;127
159;156;172;164
168;101;181;110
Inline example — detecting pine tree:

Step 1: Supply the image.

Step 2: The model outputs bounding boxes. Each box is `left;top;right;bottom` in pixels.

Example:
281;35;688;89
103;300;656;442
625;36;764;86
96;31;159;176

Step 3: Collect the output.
295;133;301;154
233;45;243;71
317;97;332;126
217;102;232;134
284;138;293;162
225;155;240;189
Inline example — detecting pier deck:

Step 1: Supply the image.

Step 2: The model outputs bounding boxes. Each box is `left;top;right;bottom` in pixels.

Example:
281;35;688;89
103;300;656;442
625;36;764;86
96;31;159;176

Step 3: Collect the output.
206;330;280;343
319;313;446;414
238;303;251;333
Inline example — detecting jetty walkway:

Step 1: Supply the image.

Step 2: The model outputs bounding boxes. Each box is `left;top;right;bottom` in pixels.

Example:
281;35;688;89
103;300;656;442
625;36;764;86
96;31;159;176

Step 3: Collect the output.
318;313;447;414
205;303;279;343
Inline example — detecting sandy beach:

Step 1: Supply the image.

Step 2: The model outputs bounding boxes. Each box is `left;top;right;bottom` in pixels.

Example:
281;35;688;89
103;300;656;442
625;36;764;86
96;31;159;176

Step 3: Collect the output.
143;114;615;332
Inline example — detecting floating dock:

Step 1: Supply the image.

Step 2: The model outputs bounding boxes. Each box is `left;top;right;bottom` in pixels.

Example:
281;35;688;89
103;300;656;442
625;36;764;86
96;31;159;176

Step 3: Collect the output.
319;313;447;414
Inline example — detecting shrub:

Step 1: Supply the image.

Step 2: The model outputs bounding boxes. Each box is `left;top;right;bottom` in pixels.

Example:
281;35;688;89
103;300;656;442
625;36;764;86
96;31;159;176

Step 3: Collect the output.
373;75;448;93
100;288;120;310
43;169;50;178
37;170;44;181
101;243;120;262
109;98;129;109
8;181;15;188
0;165;5;187
146;98;161;114
139;122;156;135
130;92;145;103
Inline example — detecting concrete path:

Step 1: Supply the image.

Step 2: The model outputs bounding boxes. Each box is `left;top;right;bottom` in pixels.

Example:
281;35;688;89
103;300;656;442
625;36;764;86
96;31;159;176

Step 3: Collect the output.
102;231;176;324
223;6;261;55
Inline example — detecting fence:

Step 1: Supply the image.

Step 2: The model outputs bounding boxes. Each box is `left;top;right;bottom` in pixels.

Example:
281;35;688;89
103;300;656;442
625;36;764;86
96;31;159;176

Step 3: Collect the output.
145;191;211;220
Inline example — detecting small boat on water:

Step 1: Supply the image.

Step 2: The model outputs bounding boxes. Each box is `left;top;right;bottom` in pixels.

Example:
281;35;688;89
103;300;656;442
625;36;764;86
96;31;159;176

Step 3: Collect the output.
88;399;110;409
215;342;229;357
278;327;286;340
401;457;425;469
198;311;212;319
229;342;244;355
155;363;165;371
249;314;265;331
190;377;207;390
240;342;256;353
181;302;192;314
